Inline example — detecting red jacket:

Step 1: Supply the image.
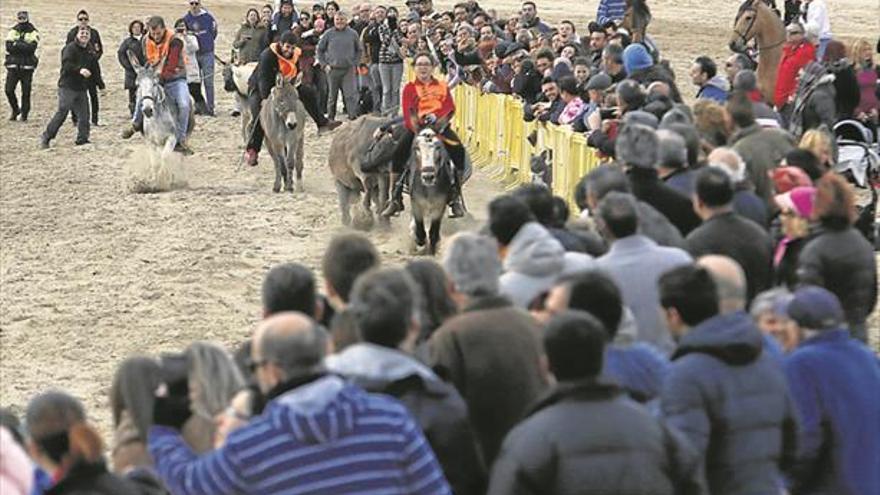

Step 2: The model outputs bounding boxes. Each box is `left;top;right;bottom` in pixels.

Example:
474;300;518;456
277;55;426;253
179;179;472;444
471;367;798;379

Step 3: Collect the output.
402;77;455;132
774;41;815;108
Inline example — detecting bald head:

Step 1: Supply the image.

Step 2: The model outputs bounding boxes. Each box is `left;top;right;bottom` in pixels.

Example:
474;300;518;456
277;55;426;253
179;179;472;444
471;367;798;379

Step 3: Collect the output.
253;312;327;392
697;255;746;313
647;81;671;98
707;147;746;183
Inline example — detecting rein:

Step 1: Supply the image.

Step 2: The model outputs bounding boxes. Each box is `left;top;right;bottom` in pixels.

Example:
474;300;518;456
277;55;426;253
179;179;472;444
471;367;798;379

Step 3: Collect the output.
733;4;785;55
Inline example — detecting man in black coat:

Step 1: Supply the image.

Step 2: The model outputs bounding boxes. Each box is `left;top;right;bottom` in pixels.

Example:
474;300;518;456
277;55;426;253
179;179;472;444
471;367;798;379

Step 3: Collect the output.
326;268;487;495
5;11;39;121
488;310;706;495
686;167;773;303
66;10;103;126
40;26;96;148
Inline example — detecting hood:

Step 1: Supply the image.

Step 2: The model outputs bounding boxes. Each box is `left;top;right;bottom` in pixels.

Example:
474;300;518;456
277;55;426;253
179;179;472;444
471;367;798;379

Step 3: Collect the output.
504;222;565;277
705;75;730;92
526;378;621;417
267;375;363;444
325;343;438;383
672;311;764;365
623;43;653;75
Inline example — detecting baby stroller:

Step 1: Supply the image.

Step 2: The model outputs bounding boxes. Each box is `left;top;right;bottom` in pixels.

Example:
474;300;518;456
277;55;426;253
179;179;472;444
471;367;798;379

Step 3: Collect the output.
833;119;879;248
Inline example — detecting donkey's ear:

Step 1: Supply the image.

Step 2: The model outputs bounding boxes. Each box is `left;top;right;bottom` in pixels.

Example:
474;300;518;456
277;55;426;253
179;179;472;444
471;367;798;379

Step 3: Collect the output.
127;49;142;70
275;73;285;87
293;71;304;88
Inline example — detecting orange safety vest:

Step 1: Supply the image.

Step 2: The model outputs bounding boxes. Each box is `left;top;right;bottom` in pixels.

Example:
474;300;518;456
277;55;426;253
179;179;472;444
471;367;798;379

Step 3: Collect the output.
414;78;449;119
144;29;172;66
270;43;301;81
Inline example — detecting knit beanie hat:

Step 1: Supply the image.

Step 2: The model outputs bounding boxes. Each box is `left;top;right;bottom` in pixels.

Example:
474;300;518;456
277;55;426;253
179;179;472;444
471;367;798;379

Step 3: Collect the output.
622;43;653;75
774;186;816;218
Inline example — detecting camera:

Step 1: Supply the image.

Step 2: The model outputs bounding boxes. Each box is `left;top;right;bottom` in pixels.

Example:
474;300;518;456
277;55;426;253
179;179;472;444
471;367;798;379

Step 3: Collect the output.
599;107;619;120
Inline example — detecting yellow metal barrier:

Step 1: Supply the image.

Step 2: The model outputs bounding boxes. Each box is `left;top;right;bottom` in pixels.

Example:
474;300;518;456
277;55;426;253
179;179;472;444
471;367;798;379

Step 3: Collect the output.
402;67;601;208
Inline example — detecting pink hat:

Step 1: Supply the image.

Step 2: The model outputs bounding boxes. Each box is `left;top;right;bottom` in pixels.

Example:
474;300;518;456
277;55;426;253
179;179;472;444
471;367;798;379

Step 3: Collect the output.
774;186;816;218
770;166;812;194
314;18;325;30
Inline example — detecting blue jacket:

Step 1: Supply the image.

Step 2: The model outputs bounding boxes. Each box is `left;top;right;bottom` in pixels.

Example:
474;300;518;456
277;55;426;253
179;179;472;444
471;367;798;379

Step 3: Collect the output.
596;0;627;24
148;375;451;495
183;9;218;54
604;342;669;403
784;329;880;495
661;311;798;495
696;75;730;103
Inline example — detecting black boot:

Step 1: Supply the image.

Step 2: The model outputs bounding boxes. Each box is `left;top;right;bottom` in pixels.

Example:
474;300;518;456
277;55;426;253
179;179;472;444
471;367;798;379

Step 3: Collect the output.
448;169;466;218
381;172;407;217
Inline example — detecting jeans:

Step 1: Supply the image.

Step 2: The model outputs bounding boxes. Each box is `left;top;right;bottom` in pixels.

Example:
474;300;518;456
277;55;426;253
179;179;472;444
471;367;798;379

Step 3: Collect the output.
379;62;403;116
197;52;215;113
368;63;383;112
44;87;89;143
164;79;191;144
5;68;33;118
327;66;357;120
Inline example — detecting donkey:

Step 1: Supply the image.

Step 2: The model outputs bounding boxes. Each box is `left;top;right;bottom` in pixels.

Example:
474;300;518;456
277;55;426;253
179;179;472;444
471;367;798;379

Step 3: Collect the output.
131;53;196;155
260;76;307;193
408;128;471;255
327;115;396;229
220;60;257;145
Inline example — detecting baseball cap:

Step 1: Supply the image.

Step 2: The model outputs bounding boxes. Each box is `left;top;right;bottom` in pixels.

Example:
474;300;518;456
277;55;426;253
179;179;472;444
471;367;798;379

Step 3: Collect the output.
786;286;845;330
585;73;612;91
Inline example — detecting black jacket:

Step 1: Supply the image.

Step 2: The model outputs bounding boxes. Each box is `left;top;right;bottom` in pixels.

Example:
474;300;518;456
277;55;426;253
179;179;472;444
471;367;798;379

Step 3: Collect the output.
5;21;39;69
46;462;144;495
628;167;702;236
65;26;104;89
250;46;285;100
662;311;798;495
512;62;543;104
628;63;683;102
58;41;98;92
830;63;860;119
489;379;707;495
685;211;774;302
796;226;877;328
117;35;145;90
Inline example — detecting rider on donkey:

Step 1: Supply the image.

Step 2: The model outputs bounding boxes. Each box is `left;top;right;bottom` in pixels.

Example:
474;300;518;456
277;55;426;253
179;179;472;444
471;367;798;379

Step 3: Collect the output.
370;52;467;218
243;30;342;166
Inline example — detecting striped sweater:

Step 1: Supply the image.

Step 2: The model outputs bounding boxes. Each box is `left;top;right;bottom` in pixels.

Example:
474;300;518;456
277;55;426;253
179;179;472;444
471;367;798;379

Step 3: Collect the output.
148;375;451;495
596;0;627;24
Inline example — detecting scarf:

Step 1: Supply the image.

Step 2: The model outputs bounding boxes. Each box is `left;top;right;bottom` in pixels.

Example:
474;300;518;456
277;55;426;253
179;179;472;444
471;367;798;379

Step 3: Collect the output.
788;62;834;137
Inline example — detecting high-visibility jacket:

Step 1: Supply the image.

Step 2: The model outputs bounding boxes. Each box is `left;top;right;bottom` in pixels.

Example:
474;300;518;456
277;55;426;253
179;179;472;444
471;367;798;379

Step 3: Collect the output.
401;76;454;132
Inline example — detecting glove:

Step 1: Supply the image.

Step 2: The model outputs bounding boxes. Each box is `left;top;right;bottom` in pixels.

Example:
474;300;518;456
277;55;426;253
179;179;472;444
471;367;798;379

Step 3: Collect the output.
153;393;192;430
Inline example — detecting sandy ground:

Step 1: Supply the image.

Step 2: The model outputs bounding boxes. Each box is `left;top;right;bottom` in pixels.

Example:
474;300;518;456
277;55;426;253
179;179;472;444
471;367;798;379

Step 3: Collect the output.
1;0;877;435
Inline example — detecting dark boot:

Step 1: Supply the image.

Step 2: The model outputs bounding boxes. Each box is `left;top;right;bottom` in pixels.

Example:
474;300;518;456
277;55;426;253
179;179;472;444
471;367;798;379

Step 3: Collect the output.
381;172;406;217
448;170;466;218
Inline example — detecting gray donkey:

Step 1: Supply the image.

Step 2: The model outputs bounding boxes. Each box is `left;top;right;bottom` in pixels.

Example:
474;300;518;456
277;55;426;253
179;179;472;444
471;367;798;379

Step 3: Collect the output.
260;76;307;193
130;52;195;154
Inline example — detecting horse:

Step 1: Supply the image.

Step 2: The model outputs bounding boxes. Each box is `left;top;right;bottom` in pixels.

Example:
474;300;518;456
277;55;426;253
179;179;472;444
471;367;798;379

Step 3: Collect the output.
130;53;195;154
621;0;651;43
327;115;395;229
408;128;472;255
260;75;307;193
730;0;785;104
220;59;256;145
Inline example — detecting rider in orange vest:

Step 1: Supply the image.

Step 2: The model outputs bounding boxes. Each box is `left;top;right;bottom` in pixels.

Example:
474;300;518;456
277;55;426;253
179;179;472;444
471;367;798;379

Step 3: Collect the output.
243;31;342;166
378;52;467;218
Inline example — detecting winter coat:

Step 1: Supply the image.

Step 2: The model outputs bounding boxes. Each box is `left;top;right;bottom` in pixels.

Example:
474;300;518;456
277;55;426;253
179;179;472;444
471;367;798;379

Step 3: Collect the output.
181;33;201;84
696;75;729;103
775;41;815;108
829;63;861;119
637;200;688;249
5;21;39;70
605;342;670;403
796;226;877;328
183;9;218;54
789;73;836;137
662;168;696;198
429;295;548;467
45;461;143;495
117;35;145;90
65;26;104;89
854;65;879;117
377;20;403;64
271;13;296;42
512;64;543;104
325;343;487;495
500;222;594;308
661;311;798;495
317;26;362;68
628;167;702;236
784;329;880;495
596;234;693;355
58;41;98;92
488;379;707;495
773;226;819;288
361;22;381;64
730;124;797;201
523;96;564;124
149;375;451;494
686;211;774;302
232;23;269;64
732;185;769;228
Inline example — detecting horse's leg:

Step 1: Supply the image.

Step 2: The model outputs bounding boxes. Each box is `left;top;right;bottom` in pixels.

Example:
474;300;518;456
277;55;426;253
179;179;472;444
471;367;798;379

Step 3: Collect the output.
336;181;352;226
377;173;389;226
283;150;294;193
412;214;427;248
428;217;442;255
271;150;282;193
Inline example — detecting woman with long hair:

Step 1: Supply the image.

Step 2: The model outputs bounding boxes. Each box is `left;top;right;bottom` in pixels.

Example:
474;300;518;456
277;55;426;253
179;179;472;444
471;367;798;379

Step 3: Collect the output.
851;38;879;136
184;342;246;453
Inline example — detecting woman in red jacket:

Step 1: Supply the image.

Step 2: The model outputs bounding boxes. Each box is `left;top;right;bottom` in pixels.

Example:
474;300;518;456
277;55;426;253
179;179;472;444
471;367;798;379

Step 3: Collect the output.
775;22;815;115
381;52;467;218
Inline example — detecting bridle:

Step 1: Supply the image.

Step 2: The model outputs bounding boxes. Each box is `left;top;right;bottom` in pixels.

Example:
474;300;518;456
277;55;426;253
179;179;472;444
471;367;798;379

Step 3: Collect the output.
733;1;784;53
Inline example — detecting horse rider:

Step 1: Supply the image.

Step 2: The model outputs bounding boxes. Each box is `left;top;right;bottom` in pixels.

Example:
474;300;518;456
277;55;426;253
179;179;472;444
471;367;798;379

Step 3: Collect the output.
370;52;467;218
121;16;193;155
243;31;342;167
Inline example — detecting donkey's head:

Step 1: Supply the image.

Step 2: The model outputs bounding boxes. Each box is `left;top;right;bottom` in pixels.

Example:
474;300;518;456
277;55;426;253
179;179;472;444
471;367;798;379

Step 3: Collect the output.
414;128;444;187
272;74;303;131
130;51;163;119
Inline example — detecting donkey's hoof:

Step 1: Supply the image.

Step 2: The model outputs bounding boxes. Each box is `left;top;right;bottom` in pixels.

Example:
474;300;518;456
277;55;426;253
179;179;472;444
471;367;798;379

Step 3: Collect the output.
273;185;281;193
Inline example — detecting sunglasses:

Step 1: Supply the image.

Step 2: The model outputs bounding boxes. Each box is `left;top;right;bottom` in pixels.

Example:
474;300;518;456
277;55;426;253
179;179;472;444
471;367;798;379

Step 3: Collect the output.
78;17;89;21
190;1;200;5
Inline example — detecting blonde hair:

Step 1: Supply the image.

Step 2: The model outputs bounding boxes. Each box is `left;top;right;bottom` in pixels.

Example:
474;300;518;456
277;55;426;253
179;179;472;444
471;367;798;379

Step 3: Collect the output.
187;342;245;419
851;39;874;66
799;129;834;165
